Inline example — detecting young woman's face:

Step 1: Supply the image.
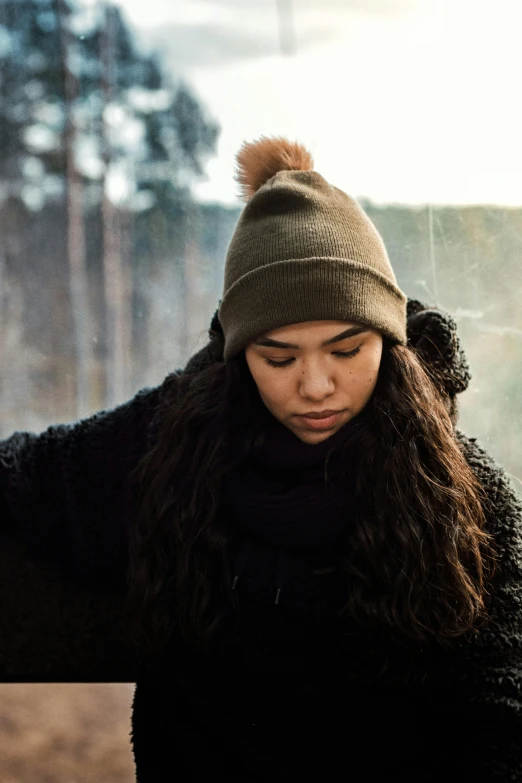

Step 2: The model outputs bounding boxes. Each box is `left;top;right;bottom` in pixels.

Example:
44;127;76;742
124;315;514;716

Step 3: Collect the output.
245;320;383;444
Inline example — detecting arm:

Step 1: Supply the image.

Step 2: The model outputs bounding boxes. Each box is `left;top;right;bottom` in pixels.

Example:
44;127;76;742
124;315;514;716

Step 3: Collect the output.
422;433;522;781
0;381;166;682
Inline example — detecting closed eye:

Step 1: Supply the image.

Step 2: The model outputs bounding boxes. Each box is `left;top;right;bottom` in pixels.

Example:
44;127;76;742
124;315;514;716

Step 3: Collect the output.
264;346;361;368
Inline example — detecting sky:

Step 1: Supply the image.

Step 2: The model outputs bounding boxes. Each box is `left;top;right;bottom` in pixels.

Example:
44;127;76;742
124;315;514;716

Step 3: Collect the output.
113;0;522;207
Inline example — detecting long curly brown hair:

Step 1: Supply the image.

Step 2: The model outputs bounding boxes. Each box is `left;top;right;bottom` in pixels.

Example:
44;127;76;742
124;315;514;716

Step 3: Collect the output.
124;332;498;659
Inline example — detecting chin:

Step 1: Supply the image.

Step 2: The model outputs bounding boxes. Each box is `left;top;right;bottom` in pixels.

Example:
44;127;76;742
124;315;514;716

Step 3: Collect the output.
291;427;338;445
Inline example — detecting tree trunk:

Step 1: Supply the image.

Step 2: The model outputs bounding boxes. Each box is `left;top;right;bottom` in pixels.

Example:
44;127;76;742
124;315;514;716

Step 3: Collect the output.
100;3;131;407
57;0;91;419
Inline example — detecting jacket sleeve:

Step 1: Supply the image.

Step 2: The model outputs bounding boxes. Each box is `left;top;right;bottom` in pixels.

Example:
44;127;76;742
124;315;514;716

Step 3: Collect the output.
0;382;165;682
421;433;522;781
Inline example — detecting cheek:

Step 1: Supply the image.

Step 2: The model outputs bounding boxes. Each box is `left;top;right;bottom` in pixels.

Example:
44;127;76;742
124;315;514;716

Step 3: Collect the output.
365;361;382;396
247;360;288;408
260;374;296;416
346;358;381;399
260;376;290;409
245;353;265;387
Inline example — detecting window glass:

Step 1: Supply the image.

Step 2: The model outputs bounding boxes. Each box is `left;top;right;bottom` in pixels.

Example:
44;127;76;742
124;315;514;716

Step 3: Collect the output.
1;1;520;779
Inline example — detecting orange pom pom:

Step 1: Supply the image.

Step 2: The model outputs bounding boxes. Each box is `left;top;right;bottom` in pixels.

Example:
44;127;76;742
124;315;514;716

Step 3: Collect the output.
235;136;314;201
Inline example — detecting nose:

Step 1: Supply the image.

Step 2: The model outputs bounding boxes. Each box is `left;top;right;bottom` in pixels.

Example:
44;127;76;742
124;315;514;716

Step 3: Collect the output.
298;362;335;401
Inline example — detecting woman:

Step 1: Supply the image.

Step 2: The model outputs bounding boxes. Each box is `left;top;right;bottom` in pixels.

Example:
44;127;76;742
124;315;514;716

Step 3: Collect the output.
1;137;521;781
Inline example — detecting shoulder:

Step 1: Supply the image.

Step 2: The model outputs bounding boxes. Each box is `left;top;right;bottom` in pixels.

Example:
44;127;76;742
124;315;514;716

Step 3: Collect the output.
455;429;522;591
455;430;521;515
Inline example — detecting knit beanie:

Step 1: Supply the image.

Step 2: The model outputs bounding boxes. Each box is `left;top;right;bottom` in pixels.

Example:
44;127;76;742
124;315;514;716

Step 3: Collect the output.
218;137;407;361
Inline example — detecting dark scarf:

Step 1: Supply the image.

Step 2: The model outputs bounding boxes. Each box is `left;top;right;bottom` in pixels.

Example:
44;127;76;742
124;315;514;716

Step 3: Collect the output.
220;408;364;607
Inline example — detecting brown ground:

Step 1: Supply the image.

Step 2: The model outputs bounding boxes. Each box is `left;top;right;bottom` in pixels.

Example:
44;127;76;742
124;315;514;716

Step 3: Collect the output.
0;683;135;783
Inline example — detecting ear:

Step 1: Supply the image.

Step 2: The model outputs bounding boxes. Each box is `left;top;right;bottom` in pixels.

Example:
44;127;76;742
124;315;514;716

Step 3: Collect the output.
406;299;471;422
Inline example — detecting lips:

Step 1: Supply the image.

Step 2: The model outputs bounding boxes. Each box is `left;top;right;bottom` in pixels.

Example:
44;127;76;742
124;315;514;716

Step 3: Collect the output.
299;410;340;419
296;411;343;430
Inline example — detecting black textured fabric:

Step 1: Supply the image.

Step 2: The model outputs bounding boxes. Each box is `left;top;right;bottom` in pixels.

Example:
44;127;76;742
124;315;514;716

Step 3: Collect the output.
221;407;362;611
0;303;521;781
223;409;358;550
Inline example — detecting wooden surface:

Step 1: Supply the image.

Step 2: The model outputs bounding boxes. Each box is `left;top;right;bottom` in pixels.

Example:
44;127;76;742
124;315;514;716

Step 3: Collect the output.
0;683;135;782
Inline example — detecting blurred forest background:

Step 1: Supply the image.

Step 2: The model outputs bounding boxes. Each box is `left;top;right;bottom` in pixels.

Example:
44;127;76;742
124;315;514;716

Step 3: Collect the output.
0;0;521;780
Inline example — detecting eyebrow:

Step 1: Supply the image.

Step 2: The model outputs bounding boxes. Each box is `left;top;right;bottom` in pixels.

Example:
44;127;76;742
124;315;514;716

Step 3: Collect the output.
254;325;369;350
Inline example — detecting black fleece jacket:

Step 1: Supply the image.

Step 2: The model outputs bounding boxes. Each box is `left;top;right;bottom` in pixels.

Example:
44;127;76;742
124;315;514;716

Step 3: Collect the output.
0;300;521;781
